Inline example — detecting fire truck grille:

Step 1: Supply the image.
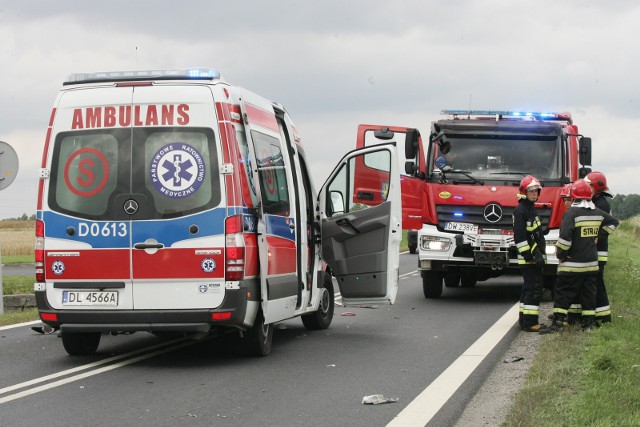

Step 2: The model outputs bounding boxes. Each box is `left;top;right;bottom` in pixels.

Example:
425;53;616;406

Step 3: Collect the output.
436;205;551;231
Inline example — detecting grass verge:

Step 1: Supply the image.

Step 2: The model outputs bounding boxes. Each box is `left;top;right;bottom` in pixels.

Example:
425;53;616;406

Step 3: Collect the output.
0;308;39;327
504;219;640;426
1;276;34;294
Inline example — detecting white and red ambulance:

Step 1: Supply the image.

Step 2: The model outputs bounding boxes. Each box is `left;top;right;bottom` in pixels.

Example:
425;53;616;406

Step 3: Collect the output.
34;68;401;356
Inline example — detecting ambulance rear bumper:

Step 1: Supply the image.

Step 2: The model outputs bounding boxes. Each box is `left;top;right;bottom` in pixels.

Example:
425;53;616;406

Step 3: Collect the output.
35;288;248;333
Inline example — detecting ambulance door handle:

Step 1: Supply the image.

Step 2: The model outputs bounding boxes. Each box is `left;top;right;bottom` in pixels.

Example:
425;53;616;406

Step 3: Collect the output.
134;243;165;250
335;218;360;234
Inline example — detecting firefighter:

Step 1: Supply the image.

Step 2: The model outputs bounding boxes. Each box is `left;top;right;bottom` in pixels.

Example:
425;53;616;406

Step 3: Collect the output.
560;183;582;324
585;171;614;324
560;183;573;209
513;175;547;332
545;179;619;333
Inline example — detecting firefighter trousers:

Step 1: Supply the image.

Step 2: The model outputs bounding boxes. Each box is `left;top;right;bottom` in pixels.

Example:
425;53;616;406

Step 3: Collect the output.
596;263;611;323
553;273;597;327
519;265;543;329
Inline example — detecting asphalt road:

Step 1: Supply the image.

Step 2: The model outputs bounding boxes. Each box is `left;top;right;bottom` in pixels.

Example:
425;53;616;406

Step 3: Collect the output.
0;254;522;427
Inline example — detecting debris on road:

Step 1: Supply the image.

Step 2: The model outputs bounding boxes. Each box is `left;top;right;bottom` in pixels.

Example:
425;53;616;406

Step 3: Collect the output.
503;356;524;363
341;312;356;316
362;394;399;405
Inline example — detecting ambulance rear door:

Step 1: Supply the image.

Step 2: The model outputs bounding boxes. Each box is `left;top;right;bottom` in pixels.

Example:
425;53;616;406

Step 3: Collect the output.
319;143;402;306
127;84;226;310
43;86;135;311
239;93;300;324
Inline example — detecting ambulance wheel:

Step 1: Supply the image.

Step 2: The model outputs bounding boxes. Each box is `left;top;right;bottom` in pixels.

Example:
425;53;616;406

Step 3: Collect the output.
242;309;273;357
302;273;334;330
61;331;101;355
422;271;444;298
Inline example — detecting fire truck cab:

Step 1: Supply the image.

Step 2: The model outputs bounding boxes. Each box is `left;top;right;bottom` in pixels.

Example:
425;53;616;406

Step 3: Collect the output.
356;110;592;298
35;68;401;356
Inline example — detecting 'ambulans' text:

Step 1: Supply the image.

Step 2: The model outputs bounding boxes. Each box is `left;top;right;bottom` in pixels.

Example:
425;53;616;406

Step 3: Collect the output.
71;104;190;129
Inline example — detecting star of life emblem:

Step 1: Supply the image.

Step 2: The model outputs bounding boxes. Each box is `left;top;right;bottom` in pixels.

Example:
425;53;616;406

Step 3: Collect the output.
150;143;206;199
51;260;65;275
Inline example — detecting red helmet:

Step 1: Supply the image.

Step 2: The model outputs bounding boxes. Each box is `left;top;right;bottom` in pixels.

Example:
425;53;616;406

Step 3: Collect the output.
560;183;572;198
571;179;593;200
585;171;609;194
519;175;542;195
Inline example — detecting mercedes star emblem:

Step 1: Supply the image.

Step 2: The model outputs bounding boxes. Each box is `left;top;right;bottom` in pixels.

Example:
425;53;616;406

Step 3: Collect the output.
483;203;503;223
124;199;139;215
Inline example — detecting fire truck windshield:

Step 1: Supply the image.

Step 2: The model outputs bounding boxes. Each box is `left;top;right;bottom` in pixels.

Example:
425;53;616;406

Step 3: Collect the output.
431;135;561;181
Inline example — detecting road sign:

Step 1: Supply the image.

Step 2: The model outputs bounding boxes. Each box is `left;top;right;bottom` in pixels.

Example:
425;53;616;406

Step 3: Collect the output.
0;141;19;191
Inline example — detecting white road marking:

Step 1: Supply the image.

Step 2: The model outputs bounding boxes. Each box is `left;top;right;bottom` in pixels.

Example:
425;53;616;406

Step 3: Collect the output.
0;336;202;404
387;302;520;427
0;320;41;331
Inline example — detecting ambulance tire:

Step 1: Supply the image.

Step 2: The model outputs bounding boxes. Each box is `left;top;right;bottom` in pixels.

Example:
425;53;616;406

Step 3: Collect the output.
422;271;444;298
61;331;101;355
302;273;335;330
241;309;273;357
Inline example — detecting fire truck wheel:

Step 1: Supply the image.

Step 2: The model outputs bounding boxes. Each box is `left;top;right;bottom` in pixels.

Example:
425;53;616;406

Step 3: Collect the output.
61;331;101;355
460;272;477;288
241;309;273;357
302;272;335;330
444;271;461;288
422;271;444;298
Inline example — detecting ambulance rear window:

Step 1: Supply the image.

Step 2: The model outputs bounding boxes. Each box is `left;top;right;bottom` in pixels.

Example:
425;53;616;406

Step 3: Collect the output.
49;131;122;217
48;128;221;220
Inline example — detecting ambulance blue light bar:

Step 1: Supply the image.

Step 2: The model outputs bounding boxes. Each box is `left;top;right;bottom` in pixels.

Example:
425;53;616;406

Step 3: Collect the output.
441;110;571;121
64;68;221;85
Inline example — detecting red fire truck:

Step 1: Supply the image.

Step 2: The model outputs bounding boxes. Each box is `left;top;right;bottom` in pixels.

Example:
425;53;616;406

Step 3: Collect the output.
356;110;593;298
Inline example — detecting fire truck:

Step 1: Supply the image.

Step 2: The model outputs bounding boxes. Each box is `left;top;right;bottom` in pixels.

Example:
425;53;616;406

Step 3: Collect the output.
356;110;592;298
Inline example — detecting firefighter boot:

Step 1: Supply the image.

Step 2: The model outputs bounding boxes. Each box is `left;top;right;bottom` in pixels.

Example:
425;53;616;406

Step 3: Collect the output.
540;314;567;334
523;324;548;333
581;316;597;331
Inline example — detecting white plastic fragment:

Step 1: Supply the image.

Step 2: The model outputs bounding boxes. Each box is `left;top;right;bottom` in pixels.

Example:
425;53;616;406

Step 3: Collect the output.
362;394;399;405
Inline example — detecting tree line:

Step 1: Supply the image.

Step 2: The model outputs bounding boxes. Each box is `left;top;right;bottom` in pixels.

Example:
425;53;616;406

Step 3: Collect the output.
610;194;640;220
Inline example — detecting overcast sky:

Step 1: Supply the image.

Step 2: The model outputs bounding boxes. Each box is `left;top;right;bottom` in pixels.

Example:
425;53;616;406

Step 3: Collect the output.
1;0;639;219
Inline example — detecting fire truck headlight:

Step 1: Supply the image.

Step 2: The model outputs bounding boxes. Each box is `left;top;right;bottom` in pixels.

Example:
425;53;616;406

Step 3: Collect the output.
545;242;557;256
420;235;451;252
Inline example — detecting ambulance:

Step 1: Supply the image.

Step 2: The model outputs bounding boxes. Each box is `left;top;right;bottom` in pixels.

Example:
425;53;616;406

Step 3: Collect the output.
34;68;401;356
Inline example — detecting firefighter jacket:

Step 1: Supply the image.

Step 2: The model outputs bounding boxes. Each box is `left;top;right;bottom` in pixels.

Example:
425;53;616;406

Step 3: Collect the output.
513;197;546;265
556;202;618;274
593;194;612;264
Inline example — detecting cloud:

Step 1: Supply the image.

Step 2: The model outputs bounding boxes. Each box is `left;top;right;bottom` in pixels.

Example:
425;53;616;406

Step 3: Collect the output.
1;1;640;218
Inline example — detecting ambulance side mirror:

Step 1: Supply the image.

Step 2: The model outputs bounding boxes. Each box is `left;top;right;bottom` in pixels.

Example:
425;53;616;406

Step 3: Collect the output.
329;191;345;216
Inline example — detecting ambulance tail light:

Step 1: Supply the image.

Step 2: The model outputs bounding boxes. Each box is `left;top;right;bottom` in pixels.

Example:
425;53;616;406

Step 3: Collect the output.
35;219;45;283
225;215;245;281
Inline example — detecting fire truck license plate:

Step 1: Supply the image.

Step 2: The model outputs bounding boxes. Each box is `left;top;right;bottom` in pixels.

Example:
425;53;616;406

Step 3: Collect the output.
445;222;478;233
62;291;119;306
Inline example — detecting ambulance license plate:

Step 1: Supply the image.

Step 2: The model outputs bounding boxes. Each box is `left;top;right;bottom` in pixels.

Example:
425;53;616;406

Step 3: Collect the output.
62;291;119;306
445;222;478;233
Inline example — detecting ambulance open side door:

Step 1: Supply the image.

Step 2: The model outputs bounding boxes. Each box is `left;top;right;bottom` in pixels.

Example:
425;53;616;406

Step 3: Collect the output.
319;143;401;306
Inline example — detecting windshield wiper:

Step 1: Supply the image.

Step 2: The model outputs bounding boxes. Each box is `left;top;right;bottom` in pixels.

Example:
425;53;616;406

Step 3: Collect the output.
489;171;530;176
445;170;484;185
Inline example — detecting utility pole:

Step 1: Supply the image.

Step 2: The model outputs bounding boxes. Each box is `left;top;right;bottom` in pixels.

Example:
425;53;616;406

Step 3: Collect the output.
0;141;20;314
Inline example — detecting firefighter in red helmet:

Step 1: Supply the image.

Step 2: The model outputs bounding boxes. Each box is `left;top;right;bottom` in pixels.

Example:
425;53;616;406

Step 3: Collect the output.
585;171;614;324
513;175;547;332
544;179;618;333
